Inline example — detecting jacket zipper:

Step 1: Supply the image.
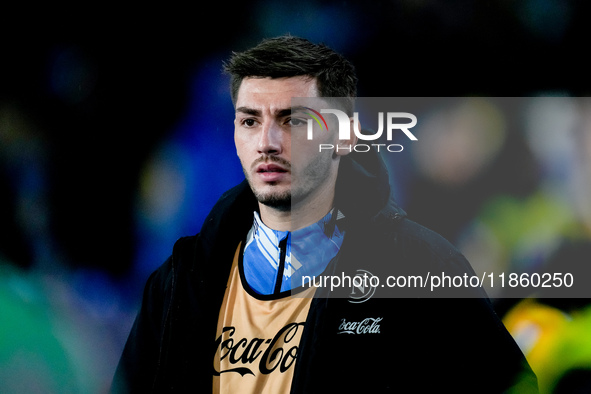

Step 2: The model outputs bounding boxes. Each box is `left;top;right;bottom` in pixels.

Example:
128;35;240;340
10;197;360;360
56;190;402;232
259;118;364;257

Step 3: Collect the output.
274;235;289;294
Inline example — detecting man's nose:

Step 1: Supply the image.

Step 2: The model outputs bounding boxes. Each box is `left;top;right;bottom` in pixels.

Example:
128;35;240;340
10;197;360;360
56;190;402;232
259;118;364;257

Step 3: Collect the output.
258;121;283;155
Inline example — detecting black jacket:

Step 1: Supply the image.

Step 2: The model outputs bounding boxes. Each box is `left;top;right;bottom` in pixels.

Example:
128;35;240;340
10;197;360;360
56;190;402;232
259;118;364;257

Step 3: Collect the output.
113;150;538;393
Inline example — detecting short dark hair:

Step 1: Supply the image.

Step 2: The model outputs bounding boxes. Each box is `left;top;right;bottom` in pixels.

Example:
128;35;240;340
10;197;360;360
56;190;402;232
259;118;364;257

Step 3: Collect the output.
223;35;358;114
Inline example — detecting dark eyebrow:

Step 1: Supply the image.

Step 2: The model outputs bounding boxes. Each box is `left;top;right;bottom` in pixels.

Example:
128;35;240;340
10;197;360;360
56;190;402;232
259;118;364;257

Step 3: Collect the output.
236;107;261;116
290;105;308;114
235;107;296;118
276;108;292;118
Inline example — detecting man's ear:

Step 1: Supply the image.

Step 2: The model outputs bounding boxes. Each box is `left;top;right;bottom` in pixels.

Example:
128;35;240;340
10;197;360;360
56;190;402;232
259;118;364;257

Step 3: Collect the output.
334;117;358;156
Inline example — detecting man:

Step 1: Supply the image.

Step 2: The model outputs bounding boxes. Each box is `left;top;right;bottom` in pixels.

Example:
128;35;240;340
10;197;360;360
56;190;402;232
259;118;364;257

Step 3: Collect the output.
113;35;538;393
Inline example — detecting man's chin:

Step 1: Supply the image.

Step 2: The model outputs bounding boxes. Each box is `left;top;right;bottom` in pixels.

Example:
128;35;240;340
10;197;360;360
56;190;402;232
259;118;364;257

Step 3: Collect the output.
256;193;292;211
251;184;291;211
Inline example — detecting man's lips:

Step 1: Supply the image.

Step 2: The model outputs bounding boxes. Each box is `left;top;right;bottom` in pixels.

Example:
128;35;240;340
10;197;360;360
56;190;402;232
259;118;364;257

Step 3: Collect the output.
256;163;289;173
255;163;290;182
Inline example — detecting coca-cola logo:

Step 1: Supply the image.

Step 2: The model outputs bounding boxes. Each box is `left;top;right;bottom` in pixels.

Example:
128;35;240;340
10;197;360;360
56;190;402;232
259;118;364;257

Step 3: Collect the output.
338;317;383;335
213;322;304;376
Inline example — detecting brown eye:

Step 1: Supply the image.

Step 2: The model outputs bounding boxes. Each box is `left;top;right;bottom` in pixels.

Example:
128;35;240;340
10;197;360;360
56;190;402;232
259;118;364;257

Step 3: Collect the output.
243;118;256;127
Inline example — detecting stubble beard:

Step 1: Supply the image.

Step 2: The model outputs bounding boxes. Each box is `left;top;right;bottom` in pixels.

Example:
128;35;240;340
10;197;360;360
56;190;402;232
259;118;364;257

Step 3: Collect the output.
253;187;292;211
243;155;292;211
242;152;335;213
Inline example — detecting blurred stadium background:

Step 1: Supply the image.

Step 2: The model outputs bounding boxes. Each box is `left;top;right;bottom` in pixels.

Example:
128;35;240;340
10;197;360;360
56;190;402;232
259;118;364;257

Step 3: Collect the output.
1;1;591;393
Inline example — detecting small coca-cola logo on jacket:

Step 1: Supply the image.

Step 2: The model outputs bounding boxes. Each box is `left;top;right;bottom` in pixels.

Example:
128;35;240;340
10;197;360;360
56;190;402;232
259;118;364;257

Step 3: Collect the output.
338;317;383;334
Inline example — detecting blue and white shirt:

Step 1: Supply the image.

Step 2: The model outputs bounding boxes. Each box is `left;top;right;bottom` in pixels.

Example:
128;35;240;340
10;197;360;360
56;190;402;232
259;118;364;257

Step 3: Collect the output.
242;210;345;295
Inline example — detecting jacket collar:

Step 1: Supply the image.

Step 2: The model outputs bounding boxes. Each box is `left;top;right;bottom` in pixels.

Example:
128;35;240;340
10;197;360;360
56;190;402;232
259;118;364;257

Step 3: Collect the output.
334;150;405;222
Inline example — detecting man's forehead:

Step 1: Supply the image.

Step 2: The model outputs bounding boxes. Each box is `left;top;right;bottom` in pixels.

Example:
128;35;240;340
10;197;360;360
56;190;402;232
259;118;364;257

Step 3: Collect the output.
235;76;319;105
